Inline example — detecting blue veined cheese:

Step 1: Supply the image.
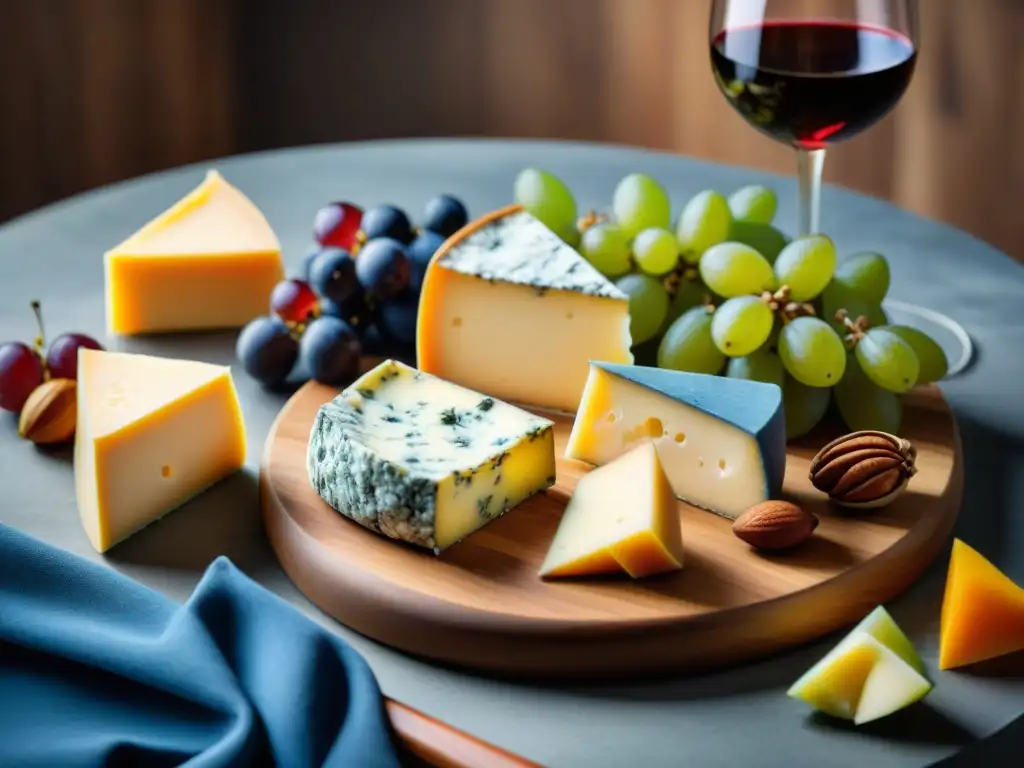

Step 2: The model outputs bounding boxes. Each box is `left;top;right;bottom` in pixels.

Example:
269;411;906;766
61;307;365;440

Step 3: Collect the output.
566;362;786;520
307;359;556;552
418;206;633;414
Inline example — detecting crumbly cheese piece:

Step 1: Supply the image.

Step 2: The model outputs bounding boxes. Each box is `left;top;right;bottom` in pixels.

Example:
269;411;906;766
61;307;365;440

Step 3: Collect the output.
308;359;556;552
417;206;633;413
566;362;786;520
75;348;246;553
540;442;684;579
105;169;284;335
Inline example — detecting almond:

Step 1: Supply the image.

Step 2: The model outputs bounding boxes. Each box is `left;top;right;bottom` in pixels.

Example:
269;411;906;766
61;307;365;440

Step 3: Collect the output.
18;378;77;445
732;500;818;551
809;430;917;509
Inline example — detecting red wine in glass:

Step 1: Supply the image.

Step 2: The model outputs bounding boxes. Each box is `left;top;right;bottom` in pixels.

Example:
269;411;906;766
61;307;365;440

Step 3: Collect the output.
711;21;917;149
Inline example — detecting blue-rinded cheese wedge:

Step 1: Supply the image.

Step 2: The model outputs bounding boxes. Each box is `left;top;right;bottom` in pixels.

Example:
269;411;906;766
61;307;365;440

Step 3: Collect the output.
565;362;786;520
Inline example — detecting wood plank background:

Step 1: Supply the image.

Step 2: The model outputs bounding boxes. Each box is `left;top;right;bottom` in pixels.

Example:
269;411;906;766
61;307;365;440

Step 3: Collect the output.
0;0;1021;259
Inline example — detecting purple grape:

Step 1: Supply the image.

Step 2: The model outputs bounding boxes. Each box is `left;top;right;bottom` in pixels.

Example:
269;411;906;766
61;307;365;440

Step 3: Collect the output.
299;316;362;386
408;230;446;292
422;195;468;238
361;205;414;245
46;333;103;380
309;248;360;307
0;343;44;412
356;238;411;300
236;316;298;387
378;292;419;346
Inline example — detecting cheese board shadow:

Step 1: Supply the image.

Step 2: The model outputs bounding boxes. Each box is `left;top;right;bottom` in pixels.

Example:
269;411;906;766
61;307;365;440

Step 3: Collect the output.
261;358;963;681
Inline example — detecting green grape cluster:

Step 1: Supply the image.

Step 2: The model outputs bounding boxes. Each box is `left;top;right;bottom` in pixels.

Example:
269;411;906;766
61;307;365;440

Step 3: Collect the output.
511;170;949;440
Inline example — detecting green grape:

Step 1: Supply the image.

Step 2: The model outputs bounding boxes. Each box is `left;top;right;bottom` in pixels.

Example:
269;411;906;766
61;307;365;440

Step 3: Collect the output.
835;252;891;305
777;316;847;387
513;168;578;242
612;173;671;239
633;227;680;276
711;296;773;357
822;281;888;334
661;275;708;332
773;235;837;301
728;185;777;225
782;374;831;439
676;190;732;264
835;354;902;434
617;273;669;346
727;348;785;388
699;242;775;298
579;223;632;277
854;328;919;393
728;220;790;264
887;325;948;383
657;306;725;375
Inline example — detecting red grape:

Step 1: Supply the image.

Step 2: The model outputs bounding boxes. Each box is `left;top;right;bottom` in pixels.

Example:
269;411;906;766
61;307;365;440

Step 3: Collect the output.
270;279;319;323
46;333;103;380
0;343;44;412
314;202;363;250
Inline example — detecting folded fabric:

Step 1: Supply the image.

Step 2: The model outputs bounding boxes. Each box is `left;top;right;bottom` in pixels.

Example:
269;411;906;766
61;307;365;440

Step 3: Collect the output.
0;524;401;768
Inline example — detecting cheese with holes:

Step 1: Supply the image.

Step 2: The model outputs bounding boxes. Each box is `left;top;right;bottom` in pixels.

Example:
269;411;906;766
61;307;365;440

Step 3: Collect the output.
788;607;931;725
565;362;785;520
75;348;246;553
105;169;284;335
417;206;633;413
308;359;556;552
939;539;1024;670
540;442;683;579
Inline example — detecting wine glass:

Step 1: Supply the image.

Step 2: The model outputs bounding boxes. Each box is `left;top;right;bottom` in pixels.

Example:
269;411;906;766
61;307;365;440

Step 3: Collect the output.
708;0;972;376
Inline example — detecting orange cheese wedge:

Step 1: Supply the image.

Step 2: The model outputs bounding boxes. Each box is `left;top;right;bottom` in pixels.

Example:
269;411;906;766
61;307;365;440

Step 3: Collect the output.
938;538;1024;670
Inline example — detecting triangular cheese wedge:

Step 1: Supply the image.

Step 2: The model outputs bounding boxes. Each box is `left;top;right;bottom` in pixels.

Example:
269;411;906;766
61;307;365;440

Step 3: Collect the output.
540;441;683;579
939;538;1024;670
417;206;632;413
788;606;931;724
105;169;283;335
565;363;785;519
75;348;246;553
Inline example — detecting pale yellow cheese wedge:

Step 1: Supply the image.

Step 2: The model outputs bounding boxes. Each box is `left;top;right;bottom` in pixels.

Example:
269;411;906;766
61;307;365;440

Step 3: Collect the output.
540;441;684;579
105;169;284;335
75;348;246;553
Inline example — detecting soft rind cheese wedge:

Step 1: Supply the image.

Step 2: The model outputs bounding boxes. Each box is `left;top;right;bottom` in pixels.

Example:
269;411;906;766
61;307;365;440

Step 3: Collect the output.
75;348;247;553
105;169;284;335
565;362;785;520
307;359;556;552
939;538;1024;670
417;205;633;414
788;606;932;725
540;441;684;579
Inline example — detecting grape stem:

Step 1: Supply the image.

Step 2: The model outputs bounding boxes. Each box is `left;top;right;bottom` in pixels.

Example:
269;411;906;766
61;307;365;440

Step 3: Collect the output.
30;300;46;356
760;286;815;325
835;309;871;347
661;265;700;298
576;209;608;233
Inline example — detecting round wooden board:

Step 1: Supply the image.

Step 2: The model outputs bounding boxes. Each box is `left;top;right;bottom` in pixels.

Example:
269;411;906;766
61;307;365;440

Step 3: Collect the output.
261;368;963;679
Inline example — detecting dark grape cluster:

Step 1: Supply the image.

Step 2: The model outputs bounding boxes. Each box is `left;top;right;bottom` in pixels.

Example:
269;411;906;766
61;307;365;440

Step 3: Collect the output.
0;301;103;413
237;194;468;390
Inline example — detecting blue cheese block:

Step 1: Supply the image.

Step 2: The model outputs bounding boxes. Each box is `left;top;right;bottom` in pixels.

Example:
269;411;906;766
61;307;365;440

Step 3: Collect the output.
565;362;786;520
418;206;633;413
308;359;556;552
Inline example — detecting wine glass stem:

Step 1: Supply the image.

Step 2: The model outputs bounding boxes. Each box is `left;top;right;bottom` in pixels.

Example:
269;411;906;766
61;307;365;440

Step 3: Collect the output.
796;147;826;235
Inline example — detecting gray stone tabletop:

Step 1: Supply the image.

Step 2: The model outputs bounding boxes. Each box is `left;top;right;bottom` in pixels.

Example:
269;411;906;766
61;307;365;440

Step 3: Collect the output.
1;139;1022;767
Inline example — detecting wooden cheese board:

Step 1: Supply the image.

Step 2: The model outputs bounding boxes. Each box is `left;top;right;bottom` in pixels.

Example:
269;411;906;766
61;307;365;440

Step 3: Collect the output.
261;364;962;679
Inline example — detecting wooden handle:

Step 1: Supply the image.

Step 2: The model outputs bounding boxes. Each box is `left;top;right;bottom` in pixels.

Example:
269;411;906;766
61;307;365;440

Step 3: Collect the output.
386;699;543;768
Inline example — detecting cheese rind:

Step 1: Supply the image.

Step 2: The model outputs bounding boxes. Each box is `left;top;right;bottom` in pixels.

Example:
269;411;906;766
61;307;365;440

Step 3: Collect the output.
417;206;633;413
105;169;284;335
939;539;1024;670
565;362;785;520
308;359;556;552
540;442;684;579
75;348;246;553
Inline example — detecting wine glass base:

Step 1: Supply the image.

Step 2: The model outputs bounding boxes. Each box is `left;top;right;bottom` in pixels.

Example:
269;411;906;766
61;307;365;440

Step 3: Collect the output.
881;300;974;378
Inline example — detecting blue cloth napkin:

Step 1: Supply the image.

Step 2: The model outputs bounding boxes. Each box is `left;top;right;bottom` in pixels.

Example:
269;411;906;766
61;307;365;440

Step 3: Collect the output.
0;524;401;768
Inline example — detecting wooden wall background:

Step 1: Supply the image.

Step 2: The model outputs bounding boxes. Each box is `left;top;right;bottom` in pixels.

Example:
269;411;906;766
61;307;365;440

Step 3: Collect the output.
1;0;1021;259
